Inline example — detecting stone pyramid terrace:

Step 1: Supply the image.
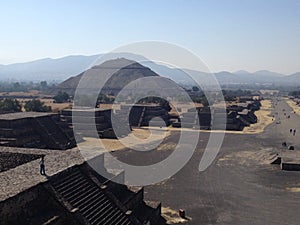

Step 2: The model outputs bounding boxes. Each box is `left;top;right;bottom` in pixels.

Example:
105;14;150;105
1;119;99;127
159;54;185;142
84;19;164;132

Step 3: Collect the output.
0;146;166;225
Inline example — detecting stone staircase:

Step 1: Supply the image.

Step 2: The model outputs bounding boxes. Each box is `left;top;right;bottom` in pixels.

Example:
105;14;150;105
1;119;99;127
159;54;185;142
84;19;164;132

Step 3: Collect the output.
50;168;135;225
137;107;145;127
34;116;75;149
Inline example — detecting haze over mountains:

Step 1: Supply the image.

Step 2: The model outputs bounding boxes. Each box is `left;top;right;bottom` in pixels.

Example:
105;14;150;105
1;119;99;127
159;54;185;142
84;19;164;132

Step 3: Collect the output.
0;55;299;86
0;55;100;82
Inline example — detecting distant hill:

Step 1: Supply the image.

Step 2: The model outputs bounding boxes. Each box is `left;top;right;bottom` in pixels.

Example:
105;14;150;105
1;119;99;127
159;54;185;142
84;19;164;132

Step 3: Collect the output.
53;58;159;95
234;70;251;75
252;70;284;78
285;72;300;84
0;55;100;82
214;70;278;84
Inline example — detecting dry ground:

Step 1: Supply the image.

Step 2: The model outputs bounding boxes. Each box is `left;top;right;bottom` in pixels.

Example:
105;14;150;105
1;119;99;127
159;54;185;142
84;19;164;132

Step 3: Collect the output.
15;98;72;112
242;99;273;134
41;98;72;112
285;98;300;115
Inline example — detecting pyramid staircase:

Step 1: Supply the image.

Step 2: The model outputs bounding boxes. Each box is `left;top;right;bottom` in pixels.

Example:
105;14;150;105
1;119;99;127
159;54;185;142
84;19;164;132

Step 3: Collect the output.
137;107;145;127
50;167;135;225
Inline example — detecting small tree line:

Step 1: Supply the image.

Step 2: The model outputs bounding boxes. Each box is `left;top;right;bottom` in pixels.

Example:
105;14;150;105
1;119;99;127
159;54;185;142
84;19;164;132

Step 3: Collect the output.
0;98;51;113
289;90;300;97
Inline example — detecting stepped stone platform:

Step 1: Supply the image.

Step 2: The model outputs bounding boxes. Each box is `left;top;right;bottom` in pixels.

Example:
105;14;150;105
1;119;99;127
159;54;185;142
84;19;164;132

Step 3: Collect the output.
0;146;166;225
171;97;261;131
0;112;76;150
280;150;300;171
62;108;127;139
113;104;171;127
62;104;171;140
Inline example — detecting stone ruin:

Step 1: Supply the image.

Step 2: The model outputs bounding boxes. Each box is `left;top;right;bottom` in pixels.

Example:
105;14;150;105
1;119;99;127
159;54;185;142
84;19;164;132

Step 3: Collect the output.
0;112;76;150
0;149;167;225
115;104;171;127
171;98;261;131
61;104;171;140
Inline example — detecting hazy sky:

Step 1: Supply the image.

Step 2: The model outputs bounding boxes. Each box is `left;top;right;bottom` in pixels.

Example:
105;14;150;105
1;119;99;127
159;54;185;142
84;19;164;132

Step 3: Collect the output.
0;0;299;74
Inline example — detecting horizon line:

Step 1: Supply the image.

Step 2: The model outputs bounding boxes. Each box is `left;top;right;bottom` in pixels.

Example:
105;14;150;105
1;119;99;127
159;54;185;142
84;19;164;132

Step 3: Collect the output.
0;54;299;76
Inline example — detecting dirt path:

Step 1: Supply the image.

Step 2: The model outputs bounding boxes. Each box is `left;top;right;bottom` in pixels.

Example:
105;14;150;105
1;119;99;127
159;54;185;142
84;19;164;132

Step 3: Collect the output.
78;127;171;154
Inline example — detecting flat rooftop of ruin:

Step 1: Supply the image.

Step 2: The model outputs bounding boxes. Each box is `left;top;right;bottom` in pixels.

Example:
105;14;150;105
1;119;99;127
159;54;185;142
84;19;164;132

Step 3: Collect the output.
121;103;162;107
0;112;55;120
63;107;111;112
0;146;84;201
281;150;300;164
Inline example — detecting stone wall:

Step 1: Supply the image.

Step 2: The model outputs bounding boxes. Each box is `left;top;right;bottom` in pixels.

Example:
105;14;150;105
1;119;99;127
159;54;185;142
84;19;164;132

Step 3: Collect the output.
0;113;76;149
0;184;78;225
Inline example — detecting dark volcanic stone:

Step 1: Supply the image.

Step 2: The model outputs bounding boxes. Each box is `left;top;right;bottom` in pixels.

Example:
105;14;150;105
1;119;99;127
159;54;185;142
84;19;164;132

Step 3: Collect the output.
0;152;42;172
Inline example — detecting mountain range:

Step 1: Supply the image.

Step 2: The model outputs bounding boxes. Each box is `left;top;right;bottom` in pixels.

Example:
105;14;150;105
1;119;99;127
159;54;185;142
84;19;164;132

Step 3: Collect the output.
0;55;299;86
0;55;100;82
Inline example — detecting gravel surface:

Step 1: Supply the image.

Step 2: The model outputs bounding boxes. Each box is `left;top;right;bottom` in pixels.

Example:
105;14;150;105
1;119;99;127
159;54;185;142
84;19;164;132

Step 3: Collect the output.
0;152;42;172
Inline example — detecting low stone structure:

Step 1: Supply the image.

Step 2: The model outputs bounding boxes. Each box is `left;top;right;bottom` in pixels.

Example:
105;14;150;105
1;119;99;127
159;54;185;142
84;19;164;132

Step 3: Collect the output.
171;97;261;131
61;108;122;139
115;104;171;127
279;151;300;171
0;112;76;149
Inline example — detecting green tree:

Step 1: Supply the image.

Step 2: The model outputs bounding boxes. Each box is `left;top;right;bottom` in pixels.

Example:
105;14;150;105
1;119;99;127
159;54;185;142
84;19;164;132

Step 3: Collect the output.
53;91;70;103
40;81;48;90
97;93;115;104
24;99;51;112
13;82;20;90
0;99;22;112
289;90;300;97
192;86;200;92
